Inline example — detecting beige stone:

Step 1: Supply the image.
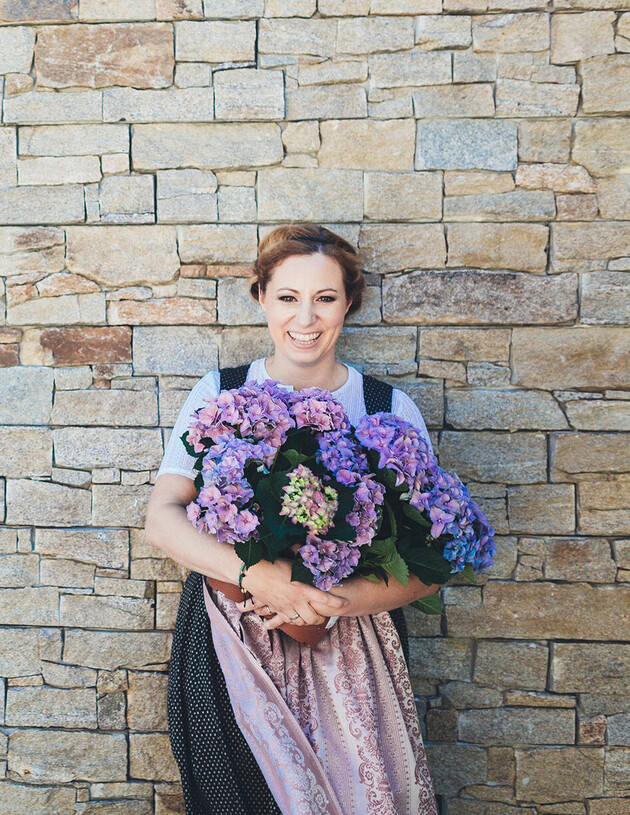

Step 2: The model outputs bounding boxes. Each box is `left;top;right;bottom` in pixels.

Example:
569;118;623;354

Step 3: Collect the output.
582;55;630;114
217;277;265;325
80;0;156;19
0;427;52;477
103;87;214;123
0;628;42;677
0;782;75;815
565;397;630;432
319;119;414;171
53;427;163;470
415;14;471;49
0;366;53;424
581;270;630;325
60;594;154;629
419;327;510;362
459;708;574;745
22;326;132;366
496;79;579;117
444;189;555;221
214;68;284;120
98;175;154;223
157;0;202;17
177;224;256;264
17;155;101;185
9;730;128;783
516;163;594;194
298;60;367;87
579;479;630;536
37;272;99;298
409;637;472;682
127;671;169;730
157;169;217;223
51;389;157;426
544;538;617;582
130;733;179;781
132;122;282;170
413;83;494;118
416;119;517;171
551;12;615;63
257;168;363;221
573;120;630;177
175;19;255;61
0;552;40;587
444;171;513;196
4;73;34;96
595;175;630;220
0;226;65;276
385;269;575;325
66;226;178;286
515;748;603;801
92;484;153;527
35;23;173;89
518;119;572;163
40;557;95;587
6;686;96;728
258;17;336;56
473;13;549;52
0;586;59;625
508;483;575;534
357;223;445;273
8;292;106;326
474;640;548;689
108;296;216;325
3;90;103;125
619;12;630;51
512;327;630;389
6;480;91;526
368;50;451;88
551;432;629;480
447;389;567;430
133;325;219;375
0;26;35;74
286;85;366;121
337;327;416;364
438;430;546;483
0;184;85;225
337;16;414;53
451;581;630;639
552;643;630;694
364;171;442;221
220;326;273;367
447;223;549;272
64;629;172;670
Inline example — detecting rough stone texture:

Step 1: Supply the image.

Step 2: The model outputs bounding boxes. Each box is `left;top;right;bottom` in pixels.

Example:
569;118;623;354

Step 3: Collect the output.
35;24;174;89
0;1;628;808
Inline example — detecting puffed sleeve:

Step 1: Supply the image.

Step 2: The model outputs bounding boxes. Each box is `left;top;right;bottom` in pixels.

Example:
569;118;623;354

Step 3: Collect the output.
390;387;434;457
156;370;220;481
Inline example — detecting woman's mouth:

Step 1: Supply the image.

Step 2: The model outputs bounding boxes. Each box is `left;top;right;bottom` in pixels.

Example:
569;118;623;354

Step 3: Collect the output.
287;331;322;349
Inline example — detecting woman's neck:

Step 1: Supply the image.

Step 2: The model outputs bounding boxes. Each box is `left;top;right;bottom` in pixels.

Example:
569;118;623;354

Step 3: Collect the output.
264;354;348;392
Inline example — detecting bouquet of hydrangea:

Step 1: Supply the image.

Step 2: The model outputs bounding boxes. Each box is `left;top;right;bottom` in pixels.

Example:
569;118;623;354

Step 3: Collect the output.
182;378;495;616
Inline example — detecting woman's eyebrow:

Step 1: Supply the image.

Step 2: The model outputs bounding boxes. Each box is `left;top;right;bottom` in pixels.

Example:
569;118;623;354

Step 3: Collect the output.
276;288;338;294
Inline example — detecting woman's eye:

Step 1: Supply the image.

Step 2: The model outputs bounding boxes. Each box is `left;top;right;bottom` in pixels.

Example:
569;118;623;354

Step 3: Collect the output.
278;296;336;302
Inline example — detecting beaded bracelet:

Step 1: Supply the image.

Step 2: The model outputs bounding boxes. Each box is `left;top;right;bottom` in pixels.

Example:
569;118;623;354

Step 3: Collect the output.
237;561;249;605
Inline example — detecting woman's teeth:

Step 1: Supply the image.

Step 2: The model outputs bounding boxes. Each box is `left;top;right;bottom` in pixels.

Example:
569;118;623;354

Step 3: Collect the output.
288;331;322;346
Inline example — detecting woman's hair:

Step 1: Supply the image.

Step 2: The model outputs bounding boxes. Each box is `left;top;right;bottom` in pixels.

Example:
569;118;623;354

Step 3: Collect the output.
248;223;366;316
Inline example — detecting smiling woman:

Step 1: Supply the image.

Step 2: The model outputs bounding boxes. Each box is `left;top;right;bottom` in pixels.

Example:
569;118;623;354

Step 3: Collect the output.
145;222;439;815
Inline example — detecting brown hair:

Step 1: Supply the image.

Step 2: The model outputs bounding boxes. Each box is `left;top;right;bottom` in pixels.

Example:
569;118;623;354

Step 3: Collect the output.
248;223;366;316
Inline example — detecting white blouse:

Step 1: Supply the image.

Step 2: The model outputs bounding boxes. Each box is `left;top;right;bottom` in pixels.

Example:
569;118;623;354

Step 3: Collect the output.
156;356;434;481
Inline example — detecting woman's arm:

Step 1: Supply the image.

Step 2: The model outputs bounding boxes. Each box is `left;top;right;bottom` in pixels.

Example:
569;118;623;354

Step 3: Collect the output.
327;572;441;618
145;474;349;626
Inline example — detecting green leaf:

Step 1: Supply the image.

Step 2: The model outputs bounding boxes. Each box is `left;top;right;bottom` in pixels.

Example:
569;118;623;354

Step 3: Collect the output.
194;472;203;491
281;448;309;468
401;500;431;528
234;540;264;569
396;536;453;585
460;563;478;584
291;558;315;586
255;473;294;541
410;592;443;615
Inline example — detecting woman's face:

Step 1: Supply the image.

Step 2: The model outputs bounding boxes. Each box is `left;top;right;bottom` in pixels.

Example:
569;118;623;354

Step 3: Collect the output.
258;252;351;365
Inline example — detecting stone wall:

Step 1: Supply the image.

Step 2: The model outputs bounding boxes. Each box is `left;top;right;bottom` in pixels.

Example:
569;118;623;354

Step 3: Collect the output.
0;0;629;813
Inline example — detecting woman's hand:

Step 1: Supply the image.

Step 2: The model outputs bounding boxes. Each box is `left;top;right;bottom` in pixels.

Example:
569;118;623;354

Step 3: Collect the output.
234;557;349;630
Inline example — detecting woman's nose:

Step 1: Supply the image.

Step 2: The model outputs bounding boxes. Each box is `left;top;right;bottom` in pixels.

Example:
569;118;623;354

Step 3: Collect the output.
296;302;317;326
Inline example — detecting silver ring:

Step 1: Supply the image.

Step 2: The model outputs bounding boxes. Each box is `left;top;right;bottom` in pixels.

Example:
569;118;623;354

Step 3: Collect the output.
265;605;271;615
289;613;300;621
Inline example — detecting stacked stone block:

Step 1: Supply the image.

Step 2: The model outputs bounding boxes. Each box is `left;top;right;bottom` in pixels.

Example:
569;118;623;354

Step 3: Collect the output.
0;0;628;812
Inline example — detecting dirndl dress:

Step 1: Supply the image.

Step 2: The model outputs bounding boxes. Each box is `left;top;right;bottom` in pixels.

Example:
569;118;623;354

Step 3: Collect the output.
166;363;439;815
